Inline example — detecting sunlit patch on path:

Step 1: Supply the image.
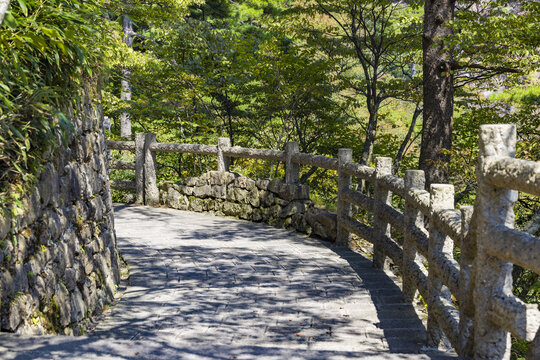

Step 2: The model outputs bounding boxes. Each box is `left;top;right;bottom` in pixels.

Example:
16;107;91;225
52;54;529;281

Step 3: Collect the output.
0;205;458;359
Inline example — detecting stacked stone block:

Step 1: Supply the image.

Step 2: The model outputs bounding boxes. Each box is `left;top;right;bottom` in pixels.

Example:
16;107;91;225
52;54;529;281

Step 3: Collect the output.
0;86;120;335
161;171;319;234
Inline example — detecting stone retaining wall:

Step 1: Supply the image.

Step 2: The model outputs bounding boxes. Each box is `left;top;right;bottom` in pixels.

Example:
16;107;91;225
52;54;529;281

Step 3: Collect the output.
160;171;337;240
0;85;120;335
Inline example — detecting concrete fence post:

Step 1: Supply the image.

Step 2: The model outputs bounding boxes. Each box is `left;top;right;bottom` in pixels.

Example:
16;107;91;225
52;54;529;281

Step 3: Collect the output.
143;133;159;206
285;141;300;184
135;133;145;205
474;124;517;360
134;133;158;206
336;148;353;246
426;183;455;348
402;170;425;302
217;137;231;172
373;157;392;269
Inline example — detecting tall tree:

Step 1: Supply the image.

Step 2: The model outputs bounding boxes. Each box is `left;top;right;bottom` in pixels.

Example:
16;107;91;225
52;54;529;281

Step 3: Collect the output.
104;0;198;139
307;0;421;166
420;0;539;186
120;16;134;139
419;0;455;186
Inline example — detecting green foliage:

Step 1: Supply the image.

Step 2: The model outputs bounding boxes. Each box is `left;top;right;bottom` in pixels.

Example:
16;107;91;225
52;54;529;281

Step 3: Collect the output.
0;0;118;209
490;84;540;106
451;1;540;85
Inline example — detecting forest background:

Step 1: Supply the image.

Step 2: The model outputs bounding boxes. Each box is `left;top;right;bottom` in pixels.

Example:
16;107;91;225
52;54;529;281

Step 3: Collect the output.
0;0;538;357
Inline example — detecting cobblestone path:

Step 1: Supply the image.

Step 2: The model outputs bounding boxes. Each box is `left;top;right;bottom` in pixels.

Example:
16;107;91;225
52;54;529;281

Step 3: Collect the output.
0;205;458;359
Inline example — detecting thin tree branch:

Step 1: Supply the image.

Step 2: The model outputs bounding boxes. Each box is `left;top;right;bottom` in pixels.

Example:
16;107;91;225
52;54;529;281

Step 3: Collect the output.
450;61;521;74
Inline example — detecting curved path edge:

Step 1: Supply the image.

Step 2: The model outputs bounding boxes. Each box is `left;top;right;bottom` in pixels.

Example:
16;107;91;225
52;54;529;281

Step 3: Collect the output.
0;205;458;359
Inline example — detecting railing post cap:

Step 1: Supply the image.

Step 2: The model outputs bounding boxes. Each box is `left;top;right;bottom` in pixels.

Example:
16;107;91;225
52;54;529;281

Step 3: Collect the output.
405;169;424;175
338;148;353;161
375;157;392;177
375;157;392;167
285;141;299;151
430;183;454;209
430;183;454;193
218;137;231;145
479;123;516;132
478;124;516;157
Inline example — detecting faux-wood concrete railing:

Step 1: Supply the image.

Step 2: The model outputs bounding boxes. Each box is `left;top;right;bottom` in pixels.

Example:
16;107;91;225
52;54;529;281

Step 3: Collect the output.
106;124;539;359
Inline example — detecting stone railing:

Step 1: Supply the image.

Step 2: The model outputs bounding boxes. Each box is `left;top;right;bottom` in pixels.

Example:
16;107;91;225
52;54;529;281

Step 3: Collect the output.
106;124;539;359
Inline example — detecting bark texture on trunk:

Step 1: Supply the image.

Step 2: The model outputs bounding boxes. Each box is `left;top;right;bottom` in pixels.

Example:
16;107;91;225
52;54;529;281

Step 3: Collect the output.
120;16;134;139
420;0;455;187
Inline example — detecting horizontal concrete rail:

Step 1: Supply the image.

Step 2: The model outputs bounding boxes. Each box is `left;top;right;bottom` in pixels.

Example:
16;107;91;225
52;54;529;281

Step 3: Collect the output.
106;140;135;151
430;255;460;297
408;226;429;258
377;202;405;233
291;153;339;170
482;156;540;196
110;180;136;190
489;292;540;341
379;174;406;197
341;188;374;212
486;224;540;274
341;215;403;266
340;162;376;181
109;160;136;170
404;257;429;298
433;209;463;243
405;188;431;218
223;146;286;161
149;142;218;155
431;295;460;350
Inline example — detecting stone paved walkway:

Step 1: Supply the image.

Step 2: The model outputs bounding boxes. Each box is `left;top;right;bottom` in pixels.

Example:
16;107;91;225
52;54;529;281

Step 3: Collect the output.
0;205;458;359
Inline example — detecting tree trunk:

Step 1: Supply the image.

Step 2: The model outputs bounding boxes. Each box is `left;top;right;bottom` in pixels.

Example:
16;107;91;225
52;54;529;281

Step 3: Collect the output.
120;16;134;139
394;104;422;174
360;109;377;166
226;111;235;147
0;0;10;27
419;0;455;187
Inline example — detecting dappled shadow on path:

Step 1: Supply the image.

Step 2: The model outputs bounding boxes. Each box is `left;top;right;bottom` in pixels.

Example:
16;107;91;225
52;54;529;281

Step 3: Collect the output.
1;333;440;360
0;205;456;359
